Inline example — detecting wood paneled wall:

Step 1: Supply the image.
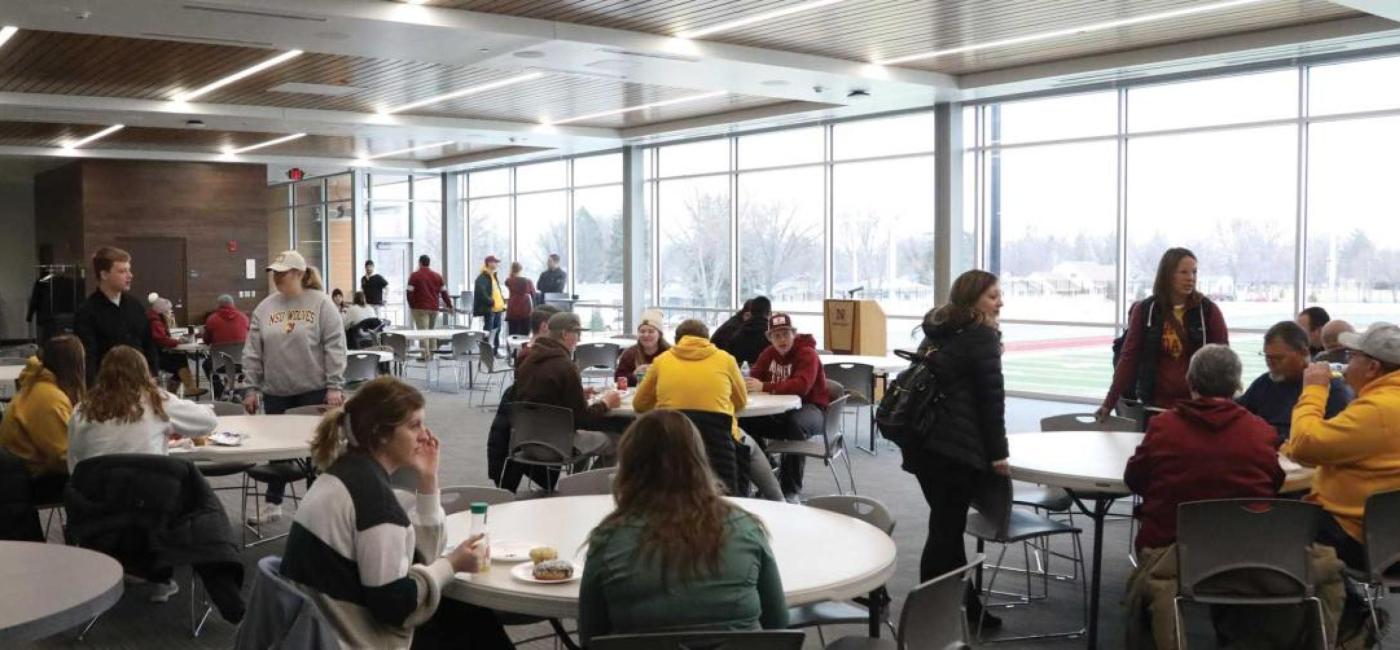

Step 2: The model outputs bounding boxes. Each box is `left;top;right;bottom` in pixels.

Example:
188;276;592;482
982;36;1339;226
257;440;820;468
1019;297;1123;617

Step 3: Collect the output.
34;159;268;322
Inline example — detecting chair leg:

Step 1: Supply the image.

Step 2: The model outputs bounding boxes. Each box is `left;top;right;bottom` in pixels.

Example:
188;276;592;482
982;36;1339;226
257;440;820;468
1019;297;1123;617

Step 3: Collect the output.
1173;597;1187;650
189;568;212;638
76;613;103;641
1310;596;1329;649
842;444;857;495
1362;583;1384;644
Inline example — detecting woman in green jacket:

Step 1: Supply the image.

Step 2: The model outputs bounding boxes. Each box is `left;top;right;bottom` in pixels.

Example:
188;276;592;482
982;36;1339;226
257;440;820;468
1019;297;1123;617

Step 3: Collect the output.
578;410;788;644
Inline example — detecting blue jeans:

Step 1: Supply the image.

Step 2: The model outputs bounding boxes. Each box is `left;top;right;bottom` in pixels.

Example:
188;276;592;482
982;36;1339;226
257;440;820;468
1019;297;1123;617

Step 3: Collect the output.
260;389;325;504
482;312;502;350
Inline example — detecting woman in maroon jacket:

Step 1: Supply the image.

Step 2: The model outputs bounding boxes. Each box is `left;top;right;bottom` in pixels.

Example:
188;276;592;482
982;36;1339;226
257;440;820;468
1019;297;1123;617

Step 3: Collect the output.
1098;247;1228;421
504;262;536;337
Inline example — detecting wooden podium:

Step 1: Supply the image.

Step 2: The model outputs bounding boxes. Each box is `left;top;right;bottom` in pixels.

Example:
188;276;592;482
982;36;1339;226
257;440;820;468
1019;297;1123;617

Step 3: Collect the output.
823;299;886;355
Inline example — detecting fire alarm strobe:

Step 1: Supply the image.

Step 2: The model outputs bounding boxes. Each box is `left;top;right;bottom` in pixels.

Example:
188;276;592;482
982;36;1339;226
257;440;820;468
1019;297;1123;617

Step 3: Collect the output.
287;168;305;181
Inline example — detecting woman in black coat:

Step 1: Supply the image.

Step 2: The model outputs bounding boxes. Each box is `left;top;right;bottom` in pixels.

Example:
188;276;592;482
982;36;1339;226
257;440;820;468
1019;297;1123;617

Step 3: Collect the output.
905;269;1009;628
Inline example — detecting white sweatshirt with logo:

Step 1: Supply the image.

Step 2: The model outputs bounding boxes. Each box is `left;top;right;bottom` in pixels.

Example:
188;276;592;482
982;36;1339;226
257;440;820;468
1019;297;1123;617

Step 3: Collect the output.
243;289;347;397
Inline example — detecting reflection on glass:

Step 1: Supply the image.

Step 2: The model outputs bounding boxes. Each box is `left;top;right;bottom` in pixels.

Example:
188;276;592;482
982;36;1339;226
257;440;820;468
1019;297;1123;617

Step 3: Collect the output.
294;205;324;275
832;156;935;317
293;179;323;207
738;167;823;308
658;175;730;309
327;173;353;202
412;202;442;268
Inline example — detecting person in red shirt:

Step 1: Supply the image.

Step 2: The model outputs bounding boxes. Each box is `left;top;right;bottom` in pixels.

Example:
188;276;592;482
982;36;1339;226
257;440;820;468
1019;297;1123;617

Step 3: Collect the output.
202;294;250;398
147;296;206;397
742;313;829;500
407;255;454;361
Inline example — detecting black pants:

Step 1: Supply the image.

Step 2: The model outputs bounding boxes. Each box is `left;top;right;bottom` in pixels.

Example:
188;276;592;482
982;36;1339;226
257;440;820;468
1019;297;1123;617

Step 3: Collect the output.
157;350;186;376
911;453;979;582
506;318;529;336
1316;510;1367;571
411;597;515;649
742;403;823;495
260;389;326;505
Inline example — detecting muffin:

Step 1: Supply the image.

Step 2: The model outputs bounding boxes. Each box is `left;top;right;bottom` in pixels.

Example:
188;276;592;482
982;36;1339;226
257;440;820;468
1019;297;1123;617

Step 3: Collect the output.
532;560;573;580
529;546;558;564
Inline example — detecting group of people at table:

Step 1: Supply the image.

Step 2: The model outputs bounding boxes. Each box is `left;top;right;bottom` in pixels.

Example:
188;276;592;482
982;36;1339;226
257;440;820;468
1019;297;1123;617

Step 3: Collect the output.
5;241;1400;648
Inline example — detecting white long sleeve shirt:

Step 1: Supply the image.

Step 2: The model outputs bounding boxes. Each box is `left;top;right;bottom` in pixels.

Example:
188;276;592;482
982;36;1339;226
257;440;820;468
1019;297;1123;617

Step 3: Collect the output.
67;392;219;472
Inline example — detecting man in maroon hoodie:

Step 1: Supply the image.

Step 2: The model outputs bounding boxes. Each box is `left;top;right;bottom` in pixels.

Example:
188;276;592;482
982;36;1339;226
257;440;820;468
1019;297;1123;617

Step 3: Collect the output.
743;313;829;500
202;294;249;398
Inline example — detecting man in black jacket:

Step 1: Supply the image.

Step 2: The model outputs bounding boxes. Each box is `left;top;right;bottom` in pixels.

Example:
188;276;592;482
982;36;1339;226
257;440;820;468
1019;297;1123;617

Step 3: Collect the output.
718;295;772;366
360;260;388;314
536;253;567;295
74;246;157;382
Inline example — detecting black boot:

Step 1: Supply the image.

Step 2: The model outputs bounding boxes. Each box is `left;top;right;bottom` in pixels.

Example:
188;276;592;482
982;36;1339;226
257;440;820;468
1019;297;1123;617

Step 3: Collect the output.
966;586;1002;630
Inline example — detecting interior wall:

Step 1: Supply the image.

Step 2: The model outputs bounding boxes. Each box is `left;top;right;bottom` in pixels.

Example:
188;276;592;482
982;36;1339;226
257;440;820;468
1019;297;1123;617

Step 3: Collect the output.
0;174;37;339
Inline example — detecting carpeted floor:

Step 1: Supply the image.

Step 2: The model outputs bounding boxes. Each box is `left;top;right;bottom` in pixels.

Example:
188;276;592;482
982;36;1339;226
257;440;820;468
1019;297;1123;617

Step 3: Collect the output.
26;376;1398;649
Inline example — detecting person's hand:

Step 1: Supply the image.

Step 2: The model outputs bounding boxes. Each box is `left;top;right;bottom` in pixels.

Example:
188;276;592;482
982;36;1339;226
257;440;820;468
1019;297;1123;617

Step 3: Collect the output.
446;533;485;574
634;364;650;377
325;389;345;407
1303;362;1332;387
583;386;598;399
744;377;764;393
242;391;260;414
991;459;1011;476
1093;405;1110;422
410;428;441;485
599;390;622;409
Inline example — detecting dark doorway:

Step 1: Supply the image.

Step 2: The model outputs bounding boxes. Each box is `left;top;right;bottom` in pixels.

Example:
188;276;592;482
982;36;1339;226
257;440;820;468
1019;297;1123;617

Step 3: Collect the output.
117;237;189;324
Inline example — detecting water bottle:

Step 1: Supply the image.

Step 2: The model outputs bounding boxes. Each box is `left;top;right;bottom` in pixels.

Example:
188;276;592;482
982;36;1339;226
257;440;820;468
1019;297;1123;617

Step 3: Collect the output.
468;502;491;573
741;361;750;377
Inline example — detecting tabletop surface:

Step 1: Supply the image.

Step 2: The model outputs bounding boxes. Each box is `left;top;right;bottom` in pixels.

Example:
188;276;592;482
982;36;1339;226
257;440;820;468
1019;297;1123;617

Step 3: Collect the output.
348;349;395;362
0;541;124;643
170;414;320;463
173;342;208;352
0;364;22;380
442;495;897;619
819;354;909;373
1008;430;1314;495
610;391;801;418
390;328;482;339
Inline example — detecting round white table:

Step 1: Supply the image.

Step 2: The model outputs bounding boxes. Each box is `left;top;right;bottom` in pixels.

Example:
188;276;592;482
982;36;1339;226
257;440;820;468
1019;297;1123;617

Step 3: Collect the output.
442;495;897;621
609;392;802;418
348;349;395;363
1008;430;1316;649
169;414;320;464
820;354;908;374
0;541;124;643
391;328;481;340
1;363;22;398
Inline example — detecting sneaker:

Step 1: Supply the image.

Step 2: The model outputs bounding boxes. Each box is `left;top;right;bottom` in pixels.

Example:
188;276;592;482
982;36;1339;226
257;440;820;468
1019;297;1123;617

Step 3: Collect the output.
783;491;803;505
246;503;283;525
149;579;179;603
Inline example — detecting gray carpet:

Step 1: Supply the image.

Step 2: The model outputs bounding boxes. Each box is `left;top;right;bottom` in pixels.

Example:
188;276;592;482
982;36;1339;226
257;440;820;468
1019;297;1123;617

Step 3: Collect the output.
26;382;1397;649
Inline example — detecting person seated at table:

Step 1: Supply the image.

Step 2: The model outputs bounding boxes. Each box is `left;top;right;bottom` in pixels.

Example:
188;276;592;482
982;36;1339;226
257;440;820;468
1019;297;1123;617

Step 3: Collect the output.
632;319;783;501
343;291;375;330
1122;344;1347;649
716;296;772;366
1297;306;1331;357
203;294;250;347
513;312;624;447
279;376;512;650
148;296;206;397
742;312;828;501
615;309;670;383
1314;319;1355;364
1237;321;1350;445
0;335;84;494
578;410;787;645
514;304;559;365
331;288;347;314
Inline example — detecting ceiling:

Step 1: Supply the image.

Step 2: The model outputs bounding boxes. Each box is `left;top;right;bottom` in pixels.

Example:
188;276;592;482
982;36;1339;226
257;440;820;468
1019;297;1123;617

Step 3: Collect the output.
0;0;1391;172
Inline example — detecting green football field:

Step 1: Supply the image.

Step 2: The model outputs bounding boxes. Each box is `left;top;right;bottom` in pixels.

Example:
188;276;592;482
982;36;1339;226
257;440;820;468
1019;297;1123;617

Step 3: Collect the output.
1003;332;1268;400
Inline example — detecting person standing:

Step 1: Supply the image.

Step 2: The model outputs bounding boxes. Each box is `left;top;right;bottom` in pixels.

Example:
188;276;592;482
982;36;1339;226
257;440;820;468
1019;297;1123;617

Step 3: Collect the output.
473;256;506;352
241;250;347;524
742;312;828;501
74;246;158;383
1098;248;1229;421
407;255;453;362
360;260;389;315
904;269;1008;629
504;262;536;337
536;253;567;296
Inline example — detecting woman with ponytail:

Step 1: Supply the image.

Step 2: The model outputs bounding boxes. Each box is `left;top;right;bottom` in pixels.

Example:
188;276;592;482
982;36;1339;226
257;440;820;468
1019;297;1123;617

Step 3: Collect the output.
280;376;513;649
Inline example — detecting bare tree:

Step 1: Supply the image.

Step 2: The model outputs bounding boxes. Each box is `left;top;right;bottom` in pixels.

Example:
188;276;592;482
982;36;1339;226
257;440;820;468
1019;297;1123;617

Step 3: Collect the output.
739;199;820;298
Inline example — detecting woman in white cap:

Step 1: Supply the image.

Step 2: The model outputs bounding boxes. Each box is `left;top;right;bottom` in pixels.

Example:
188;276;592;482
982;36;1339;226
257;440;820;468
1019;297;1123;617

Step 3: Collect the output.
241;250;347;523
615;309;670;384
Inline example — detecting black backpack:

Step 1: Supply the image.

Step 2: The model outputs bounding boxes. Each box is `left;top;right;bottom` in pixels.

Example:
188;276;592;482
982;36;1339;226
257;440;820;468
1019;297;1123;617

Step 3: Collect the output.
876;347;945;450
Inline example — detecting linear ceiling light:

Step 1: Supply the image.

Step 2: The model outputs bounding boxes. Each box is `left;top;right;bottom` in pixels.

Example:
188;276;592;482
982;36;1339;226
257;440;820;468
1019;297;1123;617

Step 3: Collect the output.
873;0;1268;66
63;124;124;150
0;26;18;49
382;72;543;114
676;0;847;39
545;90;727;125
226;132;306;155
172;49;304;102
364;140;454;160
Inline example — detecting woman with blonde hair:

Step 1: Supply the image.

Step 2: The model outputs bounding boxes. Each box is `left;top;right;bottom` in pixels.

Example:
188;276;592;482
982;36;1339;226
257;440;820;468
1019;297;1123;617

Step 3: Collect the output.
280;376;512;649
578;410;787;644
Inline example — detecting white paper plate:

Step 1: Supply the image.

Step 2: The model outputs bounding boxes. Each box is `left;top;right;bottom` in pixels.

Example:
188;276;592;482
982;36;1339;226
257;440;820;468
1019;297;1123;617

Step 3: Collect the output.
510;561;581;584
491;541;547;563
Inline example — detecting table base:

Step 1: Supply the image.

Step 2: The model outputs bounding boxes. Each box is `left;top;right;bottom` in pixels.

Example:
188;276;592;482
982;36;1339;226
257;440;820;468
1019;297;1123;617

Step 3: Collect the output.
1066;489;1124;650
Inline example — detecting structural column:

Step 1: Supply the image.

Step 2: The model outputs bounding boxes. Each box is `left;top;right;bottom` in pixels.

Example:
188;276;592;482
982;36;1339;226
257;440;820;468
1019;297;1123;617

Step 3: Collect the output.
621;145;646;331
933;101;964;305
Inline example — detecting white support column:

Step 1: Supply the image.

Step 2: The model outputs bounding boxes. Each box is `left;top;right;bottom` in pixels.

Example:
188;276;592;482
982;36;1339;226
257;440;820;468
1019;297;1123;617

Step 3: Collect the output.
934;102;964;305
622;146;646;331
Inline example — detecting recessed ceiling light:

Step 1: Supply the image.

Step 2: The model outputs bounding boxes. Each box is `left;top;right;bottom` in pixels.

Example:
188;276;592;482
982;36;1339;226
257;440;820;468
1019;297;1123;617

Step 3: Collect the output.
382;72;542;114
225;132;306;155
63;124;124;150
675;0;847;39
363;140;454;160
544;90;727;126
513;50;546;59
873;0;1269;66
0;26;18;49
171;49;304;102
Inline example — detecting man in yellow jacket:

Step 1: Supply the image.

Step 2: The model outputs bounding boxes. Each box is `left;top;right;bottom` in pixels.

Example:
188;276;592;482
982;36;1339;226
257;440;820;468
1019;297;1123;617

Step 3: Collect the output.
1285;321;1400;570
632;318;781;500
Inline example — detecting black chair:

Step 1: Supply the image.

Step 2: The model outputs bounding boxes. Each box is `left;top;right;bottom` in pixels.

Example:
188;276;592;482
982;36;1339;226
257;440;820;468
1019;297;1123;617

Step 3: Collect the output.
823;362;878;453
591;630;806;649
474;340;513;407
825;555;984;650
764;395;857;495
1351;489;1400;642
680;410;741;496
501;402;607;493
573;342;621;386
789;495;898;643
344;351;380;389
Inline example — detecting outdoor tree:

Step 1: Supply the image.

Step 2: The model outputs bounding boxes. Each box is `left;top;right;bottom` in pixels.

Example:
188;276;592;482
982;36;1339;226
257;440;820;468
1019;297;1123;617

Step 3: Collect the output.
662;189;731;308
738;199;820;298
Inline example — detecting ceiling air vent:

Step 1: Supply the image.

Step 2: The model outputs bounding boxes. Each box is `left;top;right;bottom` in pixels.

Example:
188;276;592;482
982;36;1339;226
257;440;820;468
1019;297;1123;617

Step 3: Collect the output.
181;3;329;22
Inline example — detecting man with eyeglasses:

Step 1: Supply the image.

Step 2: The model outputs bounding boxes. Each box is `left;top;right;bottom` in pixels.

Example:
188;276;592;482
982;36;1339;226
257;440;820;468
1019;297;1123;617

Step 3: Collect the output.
1237;320;1350;445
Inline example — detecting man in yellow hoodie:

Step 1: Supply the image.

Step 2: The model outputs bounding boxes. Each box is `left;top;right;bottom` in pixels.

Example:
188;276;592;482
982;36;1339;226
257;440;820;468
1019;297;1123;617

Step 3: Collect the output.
0;335;86;489
1285;321;1400;571
633;319;782;500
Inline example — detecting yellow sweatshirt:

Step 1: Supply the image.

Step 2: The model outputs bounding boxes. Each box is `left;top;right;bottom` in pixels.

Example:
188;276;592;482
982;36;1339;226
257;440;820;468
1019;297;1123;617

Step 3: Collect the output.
632;336;748;440
0;357;73;476
1284;370;1400;540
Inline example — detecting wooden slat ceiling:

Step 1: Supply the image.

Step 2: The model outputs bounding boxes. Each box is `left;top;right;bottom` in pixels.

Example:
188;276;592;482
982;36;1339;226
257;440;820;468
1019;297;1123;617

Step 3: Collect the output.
0;29;800;127
421;0;1363;74
0;121;516;162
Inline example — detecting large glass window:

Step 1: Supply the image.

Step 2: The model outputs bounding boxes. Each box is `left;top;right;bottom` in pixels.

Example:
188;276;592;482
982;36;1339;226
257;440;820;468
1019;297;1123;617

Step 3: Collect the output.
466;196;510;271
1309;55;1400;116
658;175;731;313
832;156;935;316
1128;69;1297;132
574;185;624;320
515;191;568;273
833;112;936;160
990;91;1116;145
737;167;823;309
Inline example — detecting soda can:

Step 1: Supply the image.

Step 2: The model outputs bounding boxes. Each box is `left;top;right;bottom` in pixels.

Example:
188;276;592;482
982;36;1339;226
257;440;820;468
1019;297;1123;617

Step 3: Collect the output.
616;376;628;390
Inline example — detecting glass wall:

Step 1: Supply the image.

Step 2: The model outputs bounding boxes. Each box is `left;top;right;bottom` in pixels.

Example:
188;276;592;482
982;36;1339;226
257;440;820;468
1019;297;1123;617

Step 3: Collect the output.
967;51;1400;399
269;172;355;304
364;171;442;326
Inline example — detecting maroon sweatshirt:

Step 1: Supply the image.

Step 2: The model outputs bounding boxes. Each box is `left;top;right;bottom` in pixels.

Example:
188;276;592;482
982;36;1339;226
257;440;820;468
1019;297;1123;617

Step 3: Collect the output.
750;333;829;409
1124;397;1283;551
1104;295;1229;410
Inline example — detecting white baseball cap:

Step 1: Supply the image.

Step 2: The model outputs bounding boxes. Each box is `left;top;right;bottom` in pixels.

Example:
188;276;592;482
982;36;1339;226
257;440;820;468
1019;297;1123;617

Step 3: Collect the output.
1338;322;1400;365
266;250;308;273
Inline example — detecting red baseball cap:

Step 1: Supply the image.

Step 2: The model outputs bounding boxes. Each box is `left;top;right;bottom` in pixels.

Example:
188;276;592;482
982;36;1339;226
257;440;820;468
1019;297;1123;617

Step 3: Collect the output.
767;312;795;333
484;255;500;264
